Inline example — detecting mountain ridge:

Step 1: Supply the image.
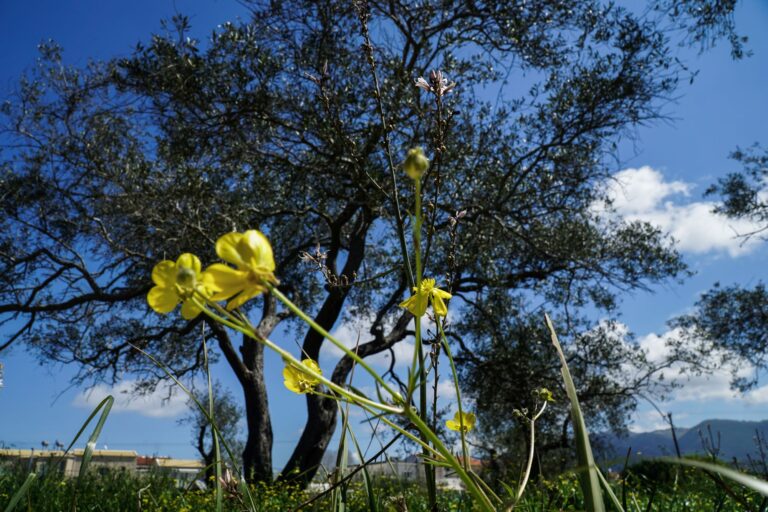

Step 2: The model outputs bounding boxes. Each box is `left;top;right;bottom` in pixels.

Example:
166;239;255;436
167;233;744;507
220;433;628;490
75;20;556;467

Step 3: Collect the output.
598;419;768;463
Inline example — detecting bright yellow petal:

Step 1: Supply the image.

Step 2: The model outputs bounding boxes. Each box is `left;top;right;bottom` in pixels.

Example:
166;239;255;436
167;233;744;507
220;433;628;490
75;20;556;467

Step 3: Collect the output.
176;253;202;274
202;264;247;301
240;230;275;272
400;291;429;317
446;420;461;432
147;286;179;314
225;284;265;310
431;294;448;317
215;232;246;268
301;359;322;384
432;288;452;300
283;366;302;394
420;278;436;292
464;412;476;431
180;299;202;320
151;261;176;287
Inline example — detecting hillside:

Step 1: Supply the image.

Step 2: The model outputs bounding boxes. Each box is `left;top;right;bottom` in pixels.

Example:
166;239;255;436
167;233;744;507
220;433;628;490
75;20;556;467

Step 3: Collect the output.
599;419;768;464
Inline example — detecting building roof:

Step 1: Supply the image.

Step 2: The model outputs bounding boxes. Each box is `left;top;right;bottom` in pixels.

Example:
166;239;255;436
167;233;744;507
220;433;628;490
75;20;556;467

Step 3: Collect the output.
153;458;204;469
0;448;137;458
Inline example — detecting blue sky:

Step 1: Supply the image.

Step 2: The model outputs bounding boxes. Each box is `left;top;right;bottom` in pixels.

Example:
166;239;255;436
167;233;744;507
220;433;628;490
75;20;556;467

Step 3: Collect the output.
1;1;767;467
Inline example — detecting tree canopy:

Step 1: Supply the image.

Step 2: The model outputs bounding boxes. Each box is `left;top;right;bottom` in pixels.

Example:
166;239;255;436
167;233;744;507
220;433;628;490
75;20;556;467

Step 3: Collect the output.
671;145;768;391
0;0;744;485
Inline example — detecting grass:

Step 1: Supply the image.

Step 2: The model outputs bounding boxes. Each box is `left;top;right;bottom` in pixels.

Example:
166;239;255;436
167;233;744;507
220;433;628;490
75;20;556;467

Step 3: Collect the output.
3;462;767;512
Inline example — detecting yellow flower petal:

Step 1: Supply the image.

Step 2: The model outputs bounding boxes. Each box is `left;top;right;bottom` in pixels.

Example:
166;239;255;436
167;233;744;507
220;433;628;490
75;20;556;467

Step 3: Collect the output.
432;288;452;300
283;366;302;394
300;358;322;385
147;285;179;314
151;260;176;287
202;264;247;301
399;292;429;317
240;230;275;272
180;299;202;320
176;253;202;274
432;295;448;317
283;359;322;394
446;411;475;432
216;232;247;268
226;284;266;311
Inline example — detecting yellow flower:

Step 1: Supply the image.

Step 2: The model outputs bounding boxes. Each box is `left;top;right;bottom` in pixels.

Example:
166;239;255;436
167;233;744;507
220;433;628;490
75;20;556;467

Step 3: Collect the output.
283;359;322;394
399;278;452;317
147;253;207;320
403;147;429;180
536;387;555;403
446;411;475;433
203;229;279;310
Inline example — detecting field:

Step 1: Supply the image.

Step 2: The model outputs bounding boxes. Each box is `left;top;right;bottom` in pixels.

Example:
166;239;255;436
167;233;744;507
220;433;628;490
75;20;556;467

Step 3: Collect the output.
2;459;767;511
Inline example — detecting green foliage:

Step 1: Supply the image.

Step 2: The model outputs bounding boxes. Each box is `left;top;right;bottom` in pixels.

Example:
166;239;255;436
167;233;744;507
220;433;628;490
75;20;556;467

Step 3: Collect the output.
671;145;768;391
179;381;244;480
6;465;768;512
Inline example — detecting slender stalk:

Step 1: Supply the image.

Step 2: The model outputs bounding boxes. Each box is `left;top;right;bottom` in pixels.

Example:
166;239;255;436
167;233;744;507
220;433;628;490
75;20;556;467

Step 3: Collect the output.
510;402;548;509
354;3;414;288
406;409;496;512
193;297;402;415
203;334;223;511
438;320;470;471
265;284;400;400
413;178;436;508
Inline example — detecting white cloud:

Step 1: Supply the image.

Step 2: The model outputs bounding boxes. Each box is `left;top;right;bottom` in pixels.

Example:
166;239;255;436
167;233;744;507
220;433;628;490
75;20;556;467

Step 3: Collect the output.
626;324;766;431
743;385;768;405
630;409;689;433
321;315;427;370
72;380;189;418
599;166;761;257
635;327;753;402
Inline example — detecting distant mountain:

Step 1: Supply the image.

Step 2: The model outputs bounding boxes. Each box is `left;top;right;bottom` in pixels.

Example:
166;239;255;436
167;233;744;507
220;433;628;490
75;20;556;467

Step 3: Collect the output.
597;419;768;465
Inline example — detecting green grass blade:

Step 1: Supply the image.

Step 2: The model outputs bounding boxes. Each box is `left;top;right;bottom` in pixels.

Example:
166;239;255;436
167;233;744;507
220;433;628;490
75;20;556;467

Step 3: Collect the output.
343;414;378;512
76;395;114;480
659;457;768;496
596;466;624;511
545;313;605;512
129;343;257;510
203;336;223;512
331;406;350;512
3;472;36;512
71;394;114;512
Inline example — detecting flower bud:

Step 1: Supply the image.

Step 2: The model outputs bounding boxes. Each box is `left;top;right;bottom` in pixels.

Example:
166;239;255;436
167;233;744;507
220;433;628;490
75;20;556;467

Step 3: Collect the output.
403;147;429;180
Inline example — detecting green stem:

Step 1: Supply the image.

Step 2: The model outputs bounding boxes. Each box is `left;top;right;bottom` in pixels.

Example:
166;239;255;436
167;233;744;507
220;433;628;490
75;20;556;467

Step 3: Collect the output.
194;298;401;415
438;320;470;472
203;336;223;511
266;284;400;400
509;402;548;510
413;178;436;507
406;409;496;512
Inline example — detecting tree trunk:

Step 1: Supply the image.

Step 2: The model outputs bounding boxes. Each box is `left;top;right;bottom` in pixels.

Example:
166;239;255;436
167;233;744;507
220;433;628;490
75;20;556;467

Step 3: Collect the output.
241;340;273;482
279;209;372;486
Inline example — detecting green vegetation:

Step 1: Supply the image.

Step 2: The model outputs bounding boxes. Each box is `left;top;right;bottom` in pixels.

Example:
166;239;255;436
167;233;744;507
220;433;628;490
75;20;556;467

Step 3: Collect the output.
3;463;768;512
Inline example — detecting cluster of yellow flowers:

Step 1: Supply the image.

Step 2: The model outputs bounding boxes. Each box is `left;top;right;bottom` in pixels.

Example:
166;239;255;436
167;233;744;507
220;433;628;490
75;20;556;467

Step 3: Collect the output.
143;146;487;502
147;230;323;394
147;230;277;317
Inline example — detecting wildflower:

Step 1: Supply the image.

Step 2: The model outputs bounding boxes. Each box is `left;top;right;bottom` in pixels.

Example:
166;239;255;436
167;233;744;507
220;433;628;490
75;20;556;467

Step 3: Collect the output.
535;387;555;403
203;230;279;310
403;147;429;180
283;358;322;394
399;278;451;317
446;411;476;433
147;253;207;319
415;70;456;97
